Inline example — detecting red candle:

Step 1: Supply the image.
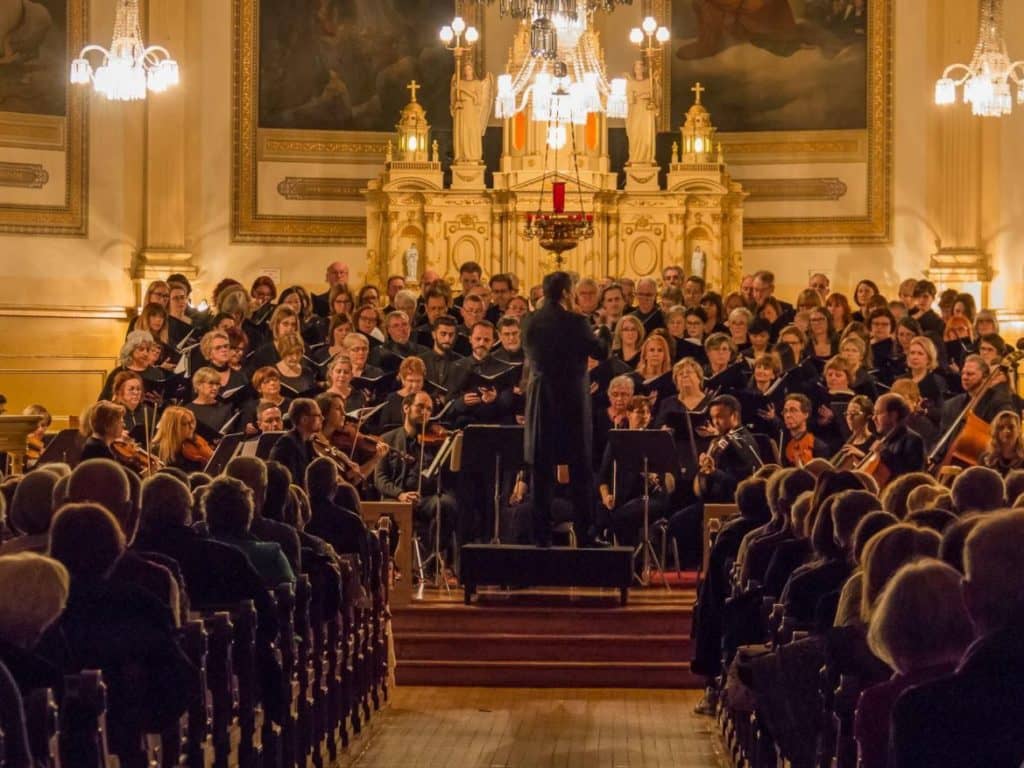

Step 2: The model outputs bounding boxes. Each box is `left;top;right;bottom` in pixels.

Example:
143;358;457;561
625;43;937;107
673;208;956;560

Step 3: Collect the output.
552;181;566;214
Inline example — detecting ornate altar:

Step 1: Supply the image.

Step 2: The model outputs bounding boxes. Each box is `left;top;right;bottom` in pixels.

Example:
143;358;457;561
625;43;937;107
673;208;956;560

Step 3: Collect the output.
364;20;746;294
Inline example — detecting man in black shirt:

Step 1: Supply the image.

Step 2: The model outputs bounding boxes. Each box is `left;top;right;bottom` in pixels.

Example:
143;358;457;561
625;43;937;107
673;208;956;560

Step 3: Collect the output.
873;392;926;478
268;398;322;491
369;310;430;372
629;277;666;334
420;314;464;391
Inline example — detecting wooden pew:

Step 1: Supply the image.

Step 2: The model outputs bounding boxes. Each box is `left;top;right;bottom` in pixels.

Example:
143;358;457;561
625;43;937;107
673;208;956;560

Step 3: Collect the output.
59;670;110;768
180;619;210;768
24;687;60;767
361;501;413;607
703;503;738;579
202;612;234;768
275;583;298;768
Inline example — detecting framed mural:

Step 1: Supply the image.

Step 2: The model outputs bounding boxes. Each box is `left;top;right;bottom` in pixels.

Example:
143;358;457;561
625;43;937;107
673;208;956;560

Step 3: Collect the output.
655;0;891;246
233;0;465;244
0;0;88;236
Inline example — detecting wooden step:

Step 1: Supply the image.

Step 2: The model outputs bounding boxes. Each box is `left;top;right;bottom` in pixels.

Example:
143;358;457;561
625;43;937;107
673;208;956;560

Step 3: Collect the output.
392;603;694;636
396;631;693;663
395;659;703;689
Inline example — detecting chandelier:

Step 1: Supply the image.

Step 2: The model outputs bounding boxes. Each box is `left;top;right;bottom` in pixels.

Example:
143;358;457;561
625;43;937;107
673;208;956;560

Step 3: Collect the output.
495;10;627;129
934;0;1023;117
70;0;179;101
479;0;633;20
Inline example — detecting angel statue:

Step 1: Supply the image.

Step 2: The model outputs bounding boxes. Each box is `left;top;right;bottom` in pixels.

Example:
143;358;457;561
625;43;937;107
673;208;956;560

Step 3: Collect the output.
451;59;493;164
625;59;657;165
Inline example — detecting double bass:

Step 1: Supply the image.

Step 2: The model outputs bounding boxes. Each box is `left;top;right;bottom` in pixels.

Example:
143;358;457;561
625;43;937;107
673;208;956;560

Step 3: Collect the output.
927;350;1024;476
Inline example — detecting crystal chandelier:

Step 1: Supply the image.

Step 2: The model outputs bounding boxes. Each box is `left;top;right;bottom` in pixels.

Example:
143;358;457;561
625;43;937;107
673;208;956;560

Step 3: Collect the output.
934;0;1023;117
480;0;633;20
494;10;627;131
70;0;179;101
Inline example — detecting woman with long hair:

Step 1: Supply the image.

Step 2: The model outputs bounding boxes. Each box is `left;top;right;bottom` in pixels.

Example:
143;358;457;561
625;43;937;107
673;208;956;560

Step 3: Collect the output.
153;405;206;473
826;292;854;333
839;334;879;399
612;315;645;368
807;306;839;363
633;331;674;409
978;410;1024;476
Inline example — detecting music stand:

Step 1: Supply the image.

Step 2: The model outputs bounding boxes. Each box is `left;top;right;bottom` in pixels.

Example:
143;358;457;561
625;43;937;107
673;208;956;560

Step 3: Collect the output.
37;429;85;468
459;425;524;544
417;433;459;594
203;432;247;476
607;429;678;589
0;416;43;475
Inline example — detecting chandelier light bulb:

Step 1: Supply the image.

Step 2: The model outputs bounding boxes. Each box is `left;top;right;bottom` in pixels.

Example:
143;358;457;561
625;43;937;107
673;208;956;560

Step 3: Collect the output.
642;16;657;35
629;28;643;44
465;26;479;44
440;25;454;43
451;16;466;35
656;26;670;43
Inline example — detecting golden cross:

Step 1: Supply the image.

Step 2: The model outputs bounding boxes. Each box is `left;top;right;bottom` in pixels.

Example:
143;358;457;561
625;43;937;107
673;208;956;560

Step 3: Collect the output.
407;80;421;102
691;82;705;104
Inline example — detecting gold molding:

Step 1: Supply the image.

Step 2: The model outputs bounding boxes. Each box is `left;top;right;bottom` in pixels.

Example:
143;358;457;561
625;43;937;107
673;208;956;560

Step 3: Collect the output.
0;0;88;237
0;162;49;189
258;128;394;164
742;177;849;203
0;304;129;320
0;112;66;150
277;176;373;201
719;130;867;165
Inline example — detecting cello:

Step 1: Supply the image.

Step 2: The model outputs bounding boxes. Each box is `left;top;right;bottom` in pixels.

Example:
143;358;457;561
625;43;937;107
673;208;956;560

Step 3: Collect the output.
927;350;1024;477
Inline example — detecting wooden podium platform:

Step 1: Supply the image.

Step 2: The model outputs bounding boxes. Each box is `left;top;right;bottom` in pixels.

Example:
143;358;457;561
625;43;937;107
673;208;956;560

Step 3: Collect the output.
392;579;700;689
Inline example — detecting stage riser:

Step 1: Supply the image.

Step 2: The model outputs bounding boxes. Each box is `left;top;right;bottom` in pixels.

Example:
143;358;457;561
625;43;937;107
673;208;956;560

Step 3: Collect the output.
395;662;702;689
397;633;693;664
393;605;694;636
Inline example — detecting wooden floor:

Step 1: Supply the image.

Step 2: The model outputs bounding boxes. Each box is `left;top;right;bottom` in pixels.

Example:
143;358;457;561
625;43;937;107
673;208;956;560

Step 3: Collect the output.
339;686;723;768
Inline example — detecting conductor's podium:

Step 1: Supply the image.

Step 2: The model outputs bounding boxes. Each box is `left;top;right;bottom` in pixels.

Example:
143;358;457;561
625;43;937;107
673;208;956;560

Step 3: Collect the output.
460;544;635;605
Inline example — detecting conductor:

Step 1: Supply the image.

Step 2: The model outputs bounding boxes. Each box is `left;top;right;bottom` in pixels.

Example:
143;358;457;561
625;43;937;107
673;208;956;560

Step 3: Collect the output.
522;272;604;546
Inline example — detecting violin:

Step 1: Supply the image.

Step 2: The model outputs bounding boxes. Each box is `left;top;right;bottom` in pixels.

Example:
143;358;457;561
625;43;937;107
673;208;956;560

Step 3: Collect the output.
112;437;165;476
330;422;417;465
312;433;365;484
784;432;816;469
421;423;452;446
181;434;215;465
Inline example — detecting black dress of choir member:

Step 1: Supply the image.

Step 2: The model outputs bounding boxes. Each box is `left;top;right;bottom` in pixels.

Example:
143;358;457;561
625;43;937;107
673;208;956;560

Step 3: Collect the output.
815;356;858;454
840;335;880;399
272;332;317;398
342;332;385;388
311;261;348;318
629;277;666;335
369;310;430;372
653;357;715;488
978;410;1024;477
247;305;301;370
612;314;644;369
268;398;323;488
872;393;926;477
239;366;291;435
167;282;194;347
322;353;367;414
421;315;463;391
99;330;164;401
373;391;457;547
899;335;948;428
522;272;604;547
596;397;674;547
185;367;236;436
593;374;633;472
868;307;904;385
779;394;829;468
630;332;675;412
374;356;428;432
492;317;527;419
80;400;126;462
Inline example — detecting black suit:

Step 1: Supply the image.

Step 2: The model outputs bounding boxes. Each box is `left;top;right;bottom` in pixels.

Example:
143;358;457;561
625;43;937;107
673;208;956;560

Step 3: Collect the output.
522;301;604;544
268;429;315;489
939;386;1015;436
629;306;666;335
312;290;330;318
370;339;431;373
878;423;926;475
891;609;1024;768
306;496;370;568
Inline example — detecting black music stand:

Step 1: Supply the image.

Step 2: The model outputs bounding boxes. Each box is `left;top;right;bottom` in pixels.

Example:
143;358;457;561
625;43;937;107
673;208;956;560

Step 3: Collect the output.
203;433;247;476
607;429;678;589
459;425;524;544
417;432;459;594
37;429;85;468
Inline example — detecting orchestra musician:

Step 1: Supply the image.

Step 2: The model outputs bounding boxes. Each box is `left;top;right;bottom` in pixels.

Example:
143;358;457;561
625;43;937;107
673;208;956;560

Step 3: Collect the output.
255;400;284;433
110;370;156;441
153;405;210;473
80;401;127;462
831;394;877;467
593;374;634;471
596;396;674;548
868;393;927;480
938;354;1015;438
266;398;323;490
373;390;458;556
779;394;829;468
978;410;1024;476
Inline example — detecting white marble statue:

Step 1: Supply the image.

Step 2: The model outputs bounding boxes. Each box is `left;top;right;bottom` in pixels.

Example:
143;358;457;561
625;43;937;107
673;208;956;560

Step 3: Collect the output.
691;245;706;280
451;60;493;164
403;242;420;281
625;60;657;165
